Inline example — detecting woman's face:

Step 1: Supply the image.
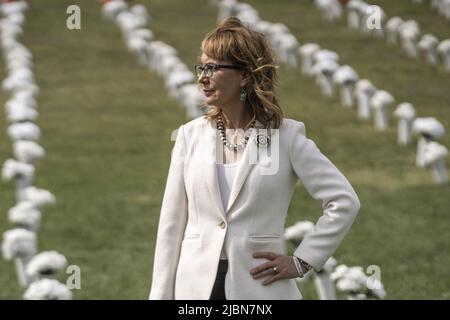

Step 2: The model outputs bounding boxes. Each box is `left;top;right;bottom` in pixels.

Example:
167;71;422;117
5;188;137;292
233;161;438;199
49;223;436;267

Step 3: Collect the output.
198;53;245;109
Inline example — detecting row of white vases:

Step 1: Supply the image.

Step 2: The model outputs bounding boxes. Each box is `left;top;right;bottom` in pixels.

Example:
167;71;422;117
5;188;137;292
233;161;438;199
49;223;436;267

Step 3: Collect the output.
412;0;450;21
326;0;450;72
0;0;71;300
385;17;450;71
314;0;450;72
217;0;448;185
302;44;448;184
284;221;387;300
101;0;205;122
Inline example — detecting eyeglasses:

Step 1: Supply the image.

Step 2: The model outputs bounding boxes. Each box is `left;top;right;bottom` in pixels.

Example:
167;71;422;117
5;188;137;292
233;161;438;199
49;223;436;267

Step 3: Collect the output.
194;63;245;78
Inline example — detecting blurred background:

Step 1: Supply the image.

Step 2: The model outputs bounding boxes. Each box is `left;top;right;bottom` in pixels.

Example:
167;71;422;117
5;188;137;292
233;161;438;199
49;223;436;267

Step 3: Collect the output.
0;0;449;299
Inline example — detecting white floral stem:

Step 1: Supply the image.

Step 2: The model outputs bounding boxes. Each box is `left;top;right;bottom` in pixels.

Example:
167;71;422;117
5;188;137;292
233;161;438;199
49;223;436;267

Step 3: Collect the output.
14;257;30;287
374;108;388;131
16;174;33;202
357;94;371;120
397;119;413;145
432;158;448;185
313;271;337;300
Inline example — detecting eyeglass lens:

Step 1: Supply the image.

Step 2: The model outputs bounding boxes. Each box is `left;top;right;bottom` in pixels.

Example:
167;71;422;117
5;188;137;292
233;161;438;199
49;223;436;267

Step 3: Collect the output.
195;64;215;78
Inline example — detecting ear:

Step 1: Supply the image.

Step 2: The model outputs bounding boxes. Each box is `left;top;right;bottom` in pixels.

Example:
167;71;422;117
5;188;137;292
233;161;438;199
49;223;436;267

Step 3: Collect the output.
240;71;251;87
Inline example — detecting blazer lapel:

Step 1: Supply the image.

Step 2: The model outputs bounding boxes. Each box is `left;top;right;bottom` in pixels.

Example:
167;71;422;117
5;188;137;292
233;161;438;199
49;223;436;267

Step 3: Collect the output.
205;119;262;217
205;121;226;218
224;152;254;213
225;122;260;214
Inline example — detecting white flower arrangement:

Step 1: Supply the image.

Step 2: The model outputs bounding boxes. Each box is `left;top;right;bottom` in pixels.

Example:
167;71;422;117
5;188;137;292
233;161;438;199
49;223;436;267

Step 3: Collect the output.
412;117;446;139
330;264;349;280
23;279;72;300
6;104;38;123
284;221;315;242
331;264;387;299
0;0;29;16
2;158;34;181
22;186;56;208
1;228;37;260
26;251;68;279
13;140;45;164
8;202;41;230
8;200;36;212
284;221;387;300
7;122;41;142
101;0;128;21
322;256;338;273
366;277;387;299
5;51;34;74
336;272;366;291
129;4;151;24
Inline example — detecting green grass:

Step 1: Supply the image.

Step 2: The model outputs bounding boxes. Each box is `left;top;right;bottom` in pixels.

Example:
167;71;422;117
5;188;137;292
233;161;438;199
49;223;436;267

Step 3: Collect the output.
1;0;449;299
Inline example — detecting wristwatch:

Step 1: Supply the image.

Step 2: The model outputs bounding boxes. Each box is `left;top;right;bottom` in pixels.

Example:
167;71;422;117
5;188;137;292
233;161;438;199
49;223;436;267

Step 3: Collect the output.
293;256;312;278
298;258;312;273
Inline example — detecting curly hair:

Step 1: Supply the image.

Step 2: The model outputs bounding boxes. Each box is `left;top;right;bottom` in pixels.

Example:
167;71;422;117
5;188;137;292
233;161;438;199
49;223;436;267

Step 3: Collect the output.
200;17;283;129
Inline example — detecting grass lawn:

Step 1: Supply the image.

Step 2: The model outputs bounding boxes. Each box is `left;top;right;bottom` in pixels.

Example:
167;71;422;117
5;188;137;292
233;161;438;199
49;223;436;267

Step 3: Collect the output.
1;0;449;299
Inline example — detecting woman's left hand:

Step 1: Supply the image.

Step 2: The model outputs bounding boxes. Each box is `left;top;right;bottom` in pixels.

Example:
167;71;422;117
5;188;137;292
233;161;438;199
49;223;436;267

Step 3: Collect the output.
250;251;299;286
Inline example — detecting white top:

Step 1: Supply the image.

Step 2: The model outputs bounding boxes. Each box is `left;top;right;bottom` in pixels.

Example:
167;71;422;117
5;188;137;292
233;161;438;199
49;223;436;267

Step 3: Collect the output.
216;162;240;260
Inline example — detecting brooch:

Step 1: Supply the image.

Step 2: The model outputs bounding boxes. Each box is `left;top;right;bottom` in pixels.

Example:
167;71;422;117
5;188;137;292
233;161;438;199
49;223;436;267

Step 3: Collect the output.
253;131;270;147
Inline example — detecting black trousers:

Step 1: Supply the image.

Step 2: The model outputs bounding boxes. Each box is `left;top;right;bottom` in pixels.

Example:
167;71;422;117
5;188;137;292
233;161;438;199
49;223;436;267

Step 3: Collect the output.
209;259;228;300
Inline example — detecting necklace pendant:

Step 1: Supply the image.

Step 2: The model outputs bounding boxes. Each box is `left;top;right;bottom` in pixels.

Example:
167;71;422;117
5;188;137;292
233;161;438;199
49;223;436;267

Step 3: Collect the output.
217;114;255;152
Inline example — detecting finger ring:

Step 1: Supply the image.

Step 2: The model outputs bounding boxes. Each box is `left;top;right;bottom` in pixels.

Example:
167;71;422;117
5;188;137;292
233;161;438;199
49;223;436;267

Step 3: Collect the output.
272;267;277;273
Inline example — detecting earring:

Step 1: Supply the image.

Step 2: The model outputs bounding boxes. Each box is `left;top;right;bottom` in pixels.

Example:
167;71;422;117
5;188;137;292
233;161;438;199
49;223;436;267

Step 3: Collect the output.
240;88;247;102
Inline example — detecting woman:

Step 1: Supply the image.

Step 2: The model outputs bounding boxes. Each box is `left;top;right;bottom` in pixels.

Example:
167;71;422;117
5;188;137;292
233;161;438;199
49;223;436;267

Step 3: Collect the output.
149;17;360;300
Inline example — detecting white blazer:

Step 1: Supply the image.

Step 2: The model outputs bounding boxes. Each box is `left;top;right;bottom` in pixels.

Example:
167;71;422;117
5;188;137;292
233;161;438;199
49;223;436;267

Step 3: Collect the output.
149;116;360;300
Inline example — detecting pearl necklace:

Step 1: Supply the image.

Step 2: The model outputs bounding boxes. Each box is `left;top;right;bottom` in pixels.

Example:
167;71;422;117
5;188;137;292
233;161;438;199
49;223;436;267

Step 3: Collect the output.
217;114;255;151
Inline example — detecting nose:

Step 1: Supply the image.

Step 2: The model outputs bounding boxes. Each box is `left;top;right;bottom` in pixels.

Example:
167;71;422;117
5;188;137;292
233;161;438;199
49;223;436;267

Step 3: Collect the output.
198;72;209;84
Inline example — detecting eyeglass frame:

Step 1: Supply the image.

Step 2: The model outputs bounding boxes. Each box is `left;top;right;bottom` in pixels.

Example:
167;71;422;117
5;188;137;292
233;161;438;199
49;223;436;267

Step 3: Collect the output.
194;63;245;78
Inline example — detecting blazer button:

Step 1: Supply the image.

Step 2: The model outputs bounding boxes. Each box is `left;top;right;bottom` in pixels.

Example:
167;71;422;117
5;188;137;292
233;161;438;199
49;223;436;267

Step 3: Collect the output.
218;221;226;229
